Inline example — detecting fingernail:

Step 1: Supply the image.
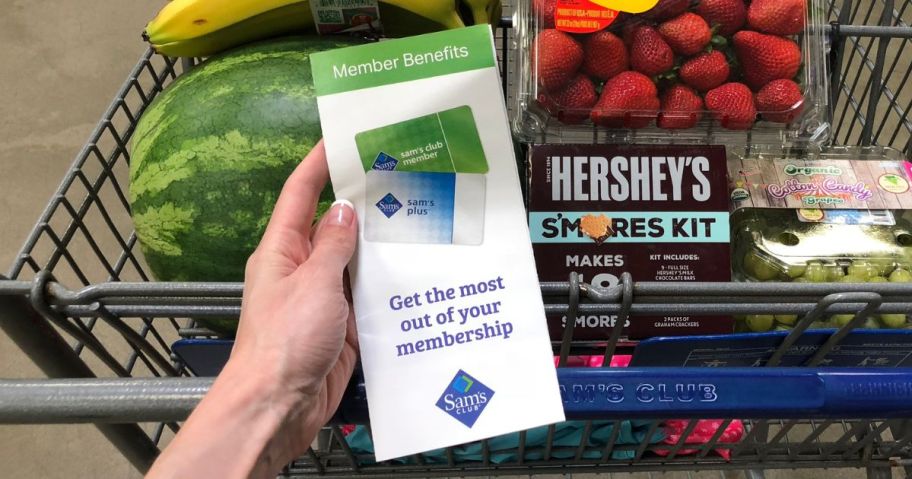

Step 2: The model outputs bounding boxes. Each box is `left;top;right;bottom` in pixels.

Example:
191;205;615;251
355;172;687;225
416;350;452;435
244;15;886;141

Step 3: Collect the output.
328;199;355;226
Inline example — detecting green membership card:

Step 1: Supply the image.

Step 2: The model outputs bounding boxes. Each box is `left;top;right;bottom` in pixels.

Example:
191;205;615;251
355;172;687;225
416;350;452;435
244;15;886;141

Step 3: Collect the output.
355;106;489;174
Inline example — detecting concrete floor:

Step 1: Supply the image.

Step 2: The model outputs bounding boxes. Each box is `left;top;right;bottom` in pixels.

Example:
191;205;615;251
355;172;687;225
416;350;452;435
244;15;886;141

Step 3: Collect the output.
0;0;896;478
0;1;159;477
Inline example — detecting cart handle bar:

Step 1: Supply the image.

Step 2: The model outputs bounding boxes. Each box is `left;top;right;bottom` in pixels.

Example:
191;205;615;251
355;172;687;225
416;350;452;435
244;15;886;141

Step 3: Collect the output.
1;368;911;424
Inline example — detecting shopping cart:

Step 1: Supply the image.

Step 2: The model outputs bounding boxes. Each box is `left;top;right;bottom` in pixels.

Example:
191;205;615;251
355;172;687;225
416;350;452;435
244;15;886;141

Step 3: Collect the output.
3;1;912;477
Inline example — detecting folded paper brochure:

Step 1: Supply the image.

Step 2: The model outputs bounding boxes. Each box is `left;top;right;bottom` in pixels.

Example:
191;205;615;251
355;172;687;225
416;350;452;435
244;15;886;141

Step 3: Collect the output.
311;25;565;460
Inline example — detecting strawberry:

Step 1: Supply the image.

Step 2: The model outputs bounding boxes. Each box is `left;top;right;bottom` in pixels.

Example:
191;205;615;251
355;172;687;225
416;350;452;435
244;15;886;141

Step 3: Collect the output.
680;50;730;92
658;84;704;129
629;26;675;76
583;31;628;81
620;18;649;44
538;75;599;124
658;13;712;56
733;31;801;90
533;0;557;29
642;0;691;21
532;29;584;92
756;79;804;123
591;71;660;128
705;82;756;130
748;0;806;36
695;0;746;36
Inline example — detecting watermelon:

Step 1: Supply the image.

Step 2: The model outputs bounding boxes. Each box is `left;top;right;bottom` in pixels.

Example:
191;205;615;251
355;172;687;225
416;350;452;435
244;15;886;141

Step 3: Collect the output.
130;37;352;333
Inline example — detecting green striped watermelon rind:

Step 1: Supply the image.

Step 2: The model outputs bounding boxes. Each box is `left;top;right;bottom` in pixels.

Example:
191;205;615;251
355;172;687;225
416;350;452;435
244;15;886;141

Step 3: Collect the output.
131;37;353;334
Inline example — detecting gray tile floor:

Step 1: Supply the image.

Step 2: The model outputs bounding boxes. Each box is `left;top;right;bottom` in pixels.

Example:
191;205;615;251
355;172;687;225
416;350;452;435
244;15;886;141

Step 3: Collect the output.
0;0;901;478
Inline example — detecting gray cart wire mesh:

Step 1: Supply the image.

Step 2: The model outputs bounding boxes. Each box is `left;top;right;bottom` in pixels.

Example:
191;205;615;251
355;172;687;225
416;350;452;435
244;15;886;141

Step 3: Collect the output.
4;0;912;477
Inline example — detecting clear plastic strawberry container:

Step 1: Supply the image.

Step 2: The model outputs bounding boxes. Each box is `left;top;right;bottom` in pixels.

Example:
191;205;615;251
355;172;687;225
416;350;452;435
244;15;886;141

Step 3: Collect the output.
728;145;912;331
512;0;830;145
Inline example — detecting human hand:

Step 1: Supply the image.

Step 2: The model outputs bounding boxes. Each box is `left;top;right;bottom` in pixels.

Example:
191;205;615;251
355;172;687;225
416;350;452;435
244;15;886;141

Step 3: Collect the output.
147;141;359;479
230;140;359;455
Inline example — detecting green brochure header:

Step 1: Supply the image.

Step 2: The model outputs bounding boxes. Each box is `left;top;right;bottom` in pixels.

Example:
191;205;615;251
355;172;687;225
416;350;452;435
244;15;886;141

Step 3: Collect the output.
310;25;497;96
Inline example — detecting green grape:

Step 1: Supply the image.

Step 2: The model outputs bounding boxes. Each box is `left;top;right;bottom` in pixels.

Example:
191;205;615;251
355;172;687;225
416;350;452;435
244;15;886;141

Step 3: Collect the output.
869;258;896;276
792;277;808;283
775;326;792;331
831;314;857;327
784;263;807;279
743;250;780;281
863;318;882;329
809;321;831;329
802;263;828;283
867;276;889;283
848;261;878;278
826;265;846;282
880;314;908;328
775;314;799;326
746;314;775;332
889;268;912;282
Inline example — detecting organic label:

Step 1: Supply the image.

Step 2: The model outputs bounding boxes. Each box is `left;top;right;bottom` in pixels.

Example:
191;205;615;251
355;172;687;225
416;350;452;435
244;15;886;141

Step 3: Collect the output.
879;173;910;194
797;208;825;222
729;158;912;211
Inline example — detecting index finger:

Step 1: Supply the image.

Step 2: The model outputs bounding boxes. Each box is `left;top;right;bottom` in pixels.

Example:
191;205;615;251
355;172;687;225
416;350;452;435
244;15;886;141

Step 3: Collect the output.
262;140;329;243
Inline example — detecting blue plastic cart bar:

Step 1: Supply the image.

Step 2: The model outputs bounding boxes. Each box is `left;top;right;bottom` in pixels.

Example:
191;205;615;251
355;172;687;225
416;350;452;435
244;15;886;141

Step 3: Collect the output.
333;368;912;424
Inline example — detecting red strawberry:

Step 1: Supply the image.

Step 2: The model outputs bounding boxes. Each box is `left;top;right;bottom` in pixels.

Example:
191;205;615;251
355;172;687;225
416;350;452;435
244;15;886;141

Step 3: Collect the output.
705;82;756;130
659;84;704;129
538;75;599;124
583;31;628;81
680;50;730;92
642;0;690;21
629;26;675;76
533;0;557;29
756;79;804;123
733;31;801;90
695;0;747;36
591;71;660;128
658;13;712;56
532;29;583;92
748;0;806;36
620;18;649;44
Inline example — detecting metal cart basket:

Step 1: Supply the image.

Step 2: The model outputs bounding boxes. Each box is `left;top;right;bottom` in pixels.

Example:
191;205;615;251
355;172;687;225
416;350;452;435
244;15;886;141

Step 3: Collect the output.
4;0;912;477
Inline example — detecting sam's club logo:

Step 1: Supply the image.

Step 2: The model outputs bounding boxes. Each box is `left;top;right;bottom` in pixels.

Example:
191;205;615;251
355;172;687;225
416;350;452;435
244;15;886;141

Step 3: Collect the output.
376;193;402;218
436;370;494;428
372;152;399;171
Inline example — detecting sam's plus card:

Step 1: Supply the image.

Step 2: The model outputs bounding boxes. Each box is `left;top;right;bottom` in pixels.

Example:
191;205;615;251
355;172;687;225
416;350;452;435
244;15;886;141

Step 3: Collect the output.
366;171;485;245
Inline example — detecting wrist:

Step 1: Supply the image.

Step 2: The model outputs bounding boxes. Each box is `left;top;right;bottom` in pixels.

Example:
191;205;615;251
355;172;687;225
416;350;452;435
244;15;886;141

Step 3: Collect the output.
215;360;312;472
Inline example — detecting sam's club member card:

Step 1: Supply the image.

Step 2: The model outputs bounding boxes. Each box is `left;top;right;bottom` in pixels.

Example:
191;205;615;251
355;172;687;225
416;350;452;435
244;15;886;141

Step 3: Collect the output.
311;25;563;461
356;106;489;174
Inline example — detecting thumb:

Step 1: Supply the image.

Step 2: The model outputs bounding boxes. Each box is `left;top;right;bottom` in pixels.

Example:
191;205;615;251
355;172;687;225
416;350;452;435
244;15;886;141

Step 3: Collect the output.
309;199;358;276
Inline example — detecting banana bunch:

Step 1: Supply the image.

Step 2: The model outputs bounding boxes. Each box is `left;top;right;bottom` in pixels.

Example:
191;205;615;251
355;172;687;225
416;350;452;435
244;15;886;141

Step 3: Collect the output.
146;0;504;58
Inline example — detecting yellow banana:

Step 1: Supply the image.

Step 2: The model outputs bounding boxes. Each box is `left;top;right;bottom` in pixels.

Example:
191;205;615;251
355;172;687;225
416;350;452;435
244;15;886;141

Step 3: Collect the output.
151;2;313;58
146;0;470;58
380;0;465;31
488;0;503;26
145;0;303;45
460;0;494;26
